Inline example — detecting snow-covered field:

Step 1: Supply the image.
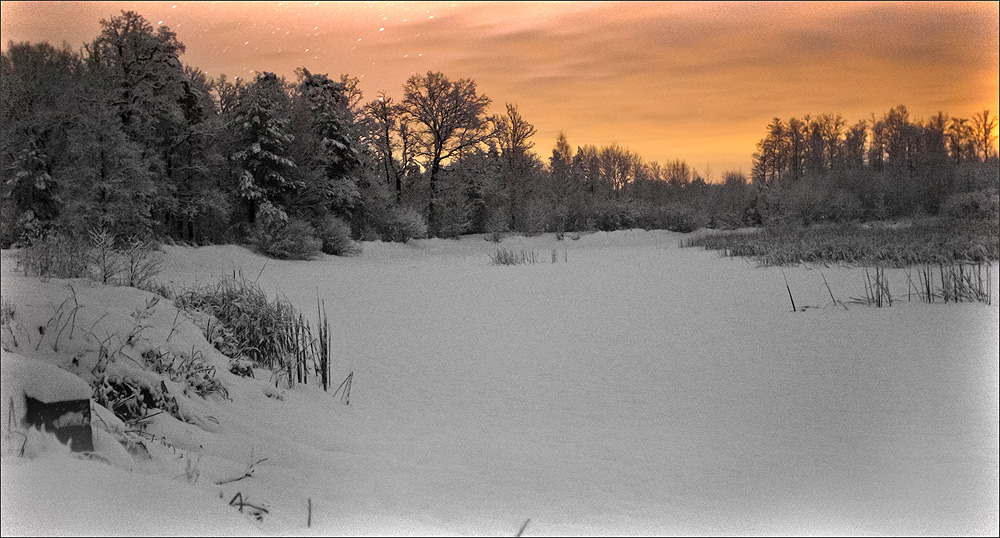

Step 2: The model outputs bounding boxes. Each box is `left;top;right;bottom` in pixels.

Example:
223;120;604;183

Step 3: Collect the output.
2;229;998;536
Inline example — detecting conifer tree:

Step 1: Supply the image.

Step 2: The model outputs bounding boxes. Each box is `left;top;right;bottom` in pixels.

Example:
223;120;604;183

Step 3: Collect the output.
230;72;298;224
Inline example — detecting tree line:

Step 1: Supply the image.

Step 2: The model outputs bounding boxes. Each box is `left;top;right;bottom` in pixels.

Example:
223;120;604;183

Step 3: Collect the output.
750;108;998;224
3;11;997;254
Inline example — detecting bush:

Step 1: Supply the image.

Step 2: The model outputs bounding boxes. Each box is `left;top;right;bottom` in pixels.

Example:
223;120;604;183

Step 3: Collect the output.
15;232;90;279
14;226;164;289
249;216;322;260
92;372;180;425
87;227;163;287
314;215;361;256
118;235;164;288
655;204;706;233
371;205;428;243
589;200;630;231
941;189;1000;221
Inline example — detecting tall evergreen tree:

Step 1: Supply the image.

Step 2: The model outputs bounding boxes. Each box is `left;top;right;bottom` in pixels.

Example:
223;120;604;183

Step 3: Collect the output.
230;72;298;224
291;68;361;223
0;42;80;243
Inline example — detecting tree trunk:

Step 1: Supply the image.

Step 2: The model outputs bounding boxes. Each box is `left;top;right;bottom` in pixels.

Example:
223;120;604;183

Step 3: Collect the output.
428;159;440;235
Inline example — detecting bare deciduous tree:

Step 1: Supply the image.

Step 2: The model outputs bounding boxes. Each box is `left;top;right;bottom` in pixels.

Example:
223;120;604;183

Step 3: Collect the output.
364;92;416;204
402;71;491;234
971;109;998;161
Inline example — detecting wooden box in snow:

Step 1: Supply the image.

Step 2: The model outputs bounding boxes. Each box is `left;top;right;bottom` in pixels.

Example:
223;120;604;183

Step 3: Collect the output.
2;351;95;452
24;396;93;452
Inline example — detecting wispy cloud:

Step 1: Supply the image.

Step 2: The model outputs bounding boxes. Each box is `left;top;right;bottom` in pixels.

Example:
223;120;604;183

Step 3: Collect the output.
2;1;996;175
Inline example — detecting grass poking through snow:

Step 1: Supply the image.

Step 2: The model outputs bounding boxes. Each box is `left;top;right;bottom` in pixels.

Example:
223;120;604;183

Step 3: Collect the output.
173;270;324;385
489;248;540;266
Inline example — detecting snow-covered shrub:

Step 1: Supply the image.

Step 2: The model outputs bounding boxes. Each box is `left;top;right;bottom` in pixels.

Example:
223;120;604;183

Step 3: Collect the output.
366;204;429;243
16;226;164;289
249;216;322;260
588;200;628;231
653;204;706;233
390;206;429;242
119;235;164;288
314;215;361;256
89;227;120;284
941;189;1000;221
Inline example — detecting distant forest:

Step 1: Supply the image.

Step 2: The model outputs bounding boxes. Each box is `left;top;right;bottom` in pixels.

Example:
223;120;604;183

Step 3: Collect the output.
2;11;998;254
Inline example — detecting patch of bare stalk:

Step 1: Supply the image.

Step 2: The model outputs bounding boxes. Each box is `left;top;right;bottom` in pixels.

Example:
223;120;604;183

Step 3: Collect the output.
906;263;993;305
316;298;331;391
852;267;893;307
16;226;163;289
490;248;540;266
845;263;993;307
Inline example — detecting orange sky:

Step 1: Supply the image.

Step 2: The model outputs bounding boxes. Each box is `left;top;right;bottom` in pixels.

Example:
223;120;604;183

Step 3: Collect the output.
2;1;998;178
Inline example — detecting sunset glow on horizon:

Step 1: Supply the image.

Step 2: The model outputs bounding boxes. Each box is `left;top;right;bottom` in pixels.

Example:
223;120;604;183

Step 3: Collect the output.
3;1;997;177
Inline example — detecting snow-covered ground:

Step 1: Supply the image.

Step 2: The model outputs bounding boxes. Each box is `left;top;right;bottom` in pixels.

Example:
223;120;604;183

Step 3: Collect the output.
2;229;998;536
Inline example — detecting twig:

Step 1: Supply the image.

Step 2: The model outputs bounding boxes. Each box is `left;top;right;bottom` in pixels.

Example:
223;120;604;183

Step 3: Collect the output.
229;492;269;515
781;269;797;313
88;312;111;335
215;457;269;485
166;309;183;342
333;371;353;405
820;271;848;311
515;518;531;537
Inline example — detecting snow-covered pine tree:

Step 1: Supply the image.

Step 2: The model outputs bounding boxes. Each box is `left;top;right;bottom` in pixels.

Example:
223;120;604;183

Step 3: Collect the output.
230;72;298;224
165;65;231;244
290;68;361;223
0;42;81;245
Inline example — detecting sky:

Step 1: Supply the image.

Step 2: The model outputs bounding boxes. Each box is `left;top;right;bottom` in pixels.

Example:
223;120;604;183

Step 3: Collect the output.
2;1;998;178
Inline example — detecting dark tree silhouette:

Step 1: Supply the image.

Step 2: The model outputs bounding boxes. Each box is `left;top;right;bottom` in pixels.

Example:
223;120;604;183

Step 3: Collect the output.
402;71;491;235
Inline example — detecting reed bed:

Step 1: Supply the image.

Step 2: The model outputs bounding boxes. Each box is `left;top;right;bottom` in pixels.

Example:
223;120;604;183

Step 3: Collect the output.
174;271;336;388
684;219;998;268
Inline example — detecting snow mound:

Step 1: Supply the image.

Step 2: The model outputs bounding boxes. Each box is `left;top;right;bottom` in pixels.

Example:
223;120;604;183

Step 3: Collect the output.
1;350;92;403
